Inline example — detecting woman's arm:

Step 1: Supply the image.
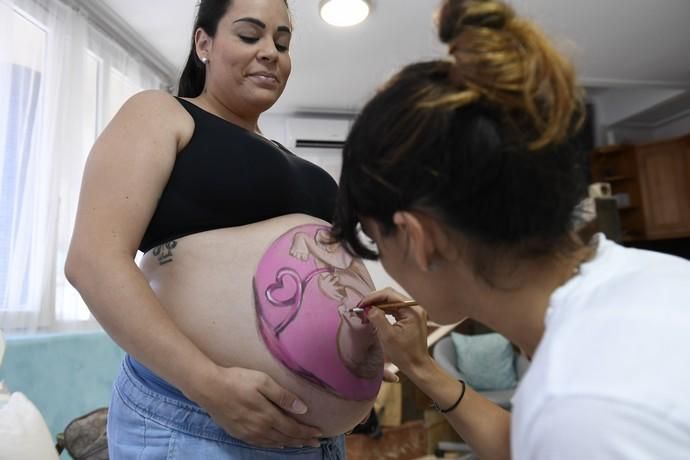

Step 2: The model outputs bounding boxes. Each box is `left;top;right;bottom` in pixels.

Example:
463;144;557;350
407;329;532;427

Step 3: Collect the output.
65;91;321;448
364;288;511;460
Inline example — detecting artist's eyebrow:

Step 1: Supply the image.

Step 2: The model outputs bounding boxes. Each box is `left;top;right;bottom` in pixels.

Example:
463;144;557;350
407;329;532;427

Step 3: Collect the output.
233;17;292;34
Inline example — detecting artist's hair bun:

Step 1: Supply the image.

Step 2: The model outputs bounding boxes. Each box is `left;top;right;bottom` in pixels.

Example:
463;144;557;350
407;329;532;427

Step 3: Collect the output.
436;0;583;149
438;0;513;40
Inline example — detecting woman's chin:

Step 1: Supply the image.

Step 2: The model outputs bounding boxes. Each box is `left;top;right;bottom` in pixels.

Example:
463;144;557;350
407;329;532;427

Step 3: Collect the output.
250;91;284;112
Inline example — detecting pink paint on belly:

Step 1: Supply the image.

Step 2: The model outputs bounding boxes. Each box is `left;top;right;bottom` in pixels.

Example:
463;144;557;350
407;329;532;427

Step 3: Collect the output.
253;224;383;401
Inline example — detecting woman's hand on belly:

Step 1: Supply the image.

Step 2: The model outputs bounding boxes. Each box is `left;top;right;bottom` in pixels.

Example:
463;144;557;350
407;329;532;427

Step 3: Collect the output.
192;364;323;448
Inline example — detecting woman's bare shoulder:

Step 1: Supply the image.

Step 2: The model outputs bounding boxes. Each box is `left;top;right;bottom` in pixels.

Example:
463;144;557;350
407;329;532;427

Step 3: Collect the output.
114;90;195;151
119;90;188;120
126;89;177;107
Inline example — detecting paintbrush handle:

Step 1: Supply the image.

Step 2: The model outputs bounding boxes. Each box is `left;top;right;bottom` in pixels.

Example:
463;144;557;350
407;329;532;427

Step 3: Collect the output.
376;300;419;310
349;300;418;313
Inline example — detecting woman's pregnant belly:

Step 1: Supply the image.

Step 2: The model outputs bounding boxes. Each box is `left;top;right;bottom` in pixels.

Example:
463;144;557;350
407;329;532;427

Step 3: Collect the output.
139;214;383;436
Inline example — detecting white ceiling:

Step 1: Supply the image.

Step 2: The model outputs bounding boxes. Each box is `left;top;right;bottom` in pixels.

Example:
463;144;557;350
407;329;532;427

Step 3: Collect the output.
98;0;690;115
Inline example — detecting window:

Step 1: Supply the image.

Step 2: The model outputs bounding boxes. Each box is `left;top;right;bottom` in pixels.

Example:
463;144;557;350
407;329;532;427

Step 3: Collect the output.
107;67;143;125
0;4;48;326
0;0;165;332
54;51;101;323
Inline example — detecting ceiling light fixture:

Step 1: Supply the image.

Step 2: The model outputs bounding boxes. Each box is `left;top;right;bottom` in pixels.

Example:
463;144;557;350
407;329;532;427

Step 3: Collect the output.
320;0;371;27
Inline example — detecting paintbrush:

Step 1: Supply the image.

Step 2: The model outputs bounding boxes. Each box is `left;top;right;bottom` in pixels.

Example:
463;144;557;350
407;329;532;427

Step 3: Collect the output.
347;299;419;314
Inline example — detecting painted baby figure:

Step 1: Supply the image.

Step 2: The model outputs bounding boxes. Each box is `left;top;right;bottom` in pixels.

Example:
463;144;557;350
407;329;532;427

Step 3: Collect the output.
254;224;383;401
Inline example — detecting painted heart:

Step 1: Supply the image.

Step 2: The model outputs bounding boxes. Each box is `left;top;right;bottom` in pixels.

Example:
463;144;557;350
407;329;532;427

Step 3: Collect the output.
266;268;302;307
263;266;335;336
264;268;304;336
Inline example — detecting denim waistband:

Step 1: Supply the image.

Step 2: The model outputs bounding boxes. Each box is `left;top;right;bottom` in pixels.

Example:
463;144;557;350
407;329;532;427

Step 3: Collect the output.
126;354;193;404
115;357;345;458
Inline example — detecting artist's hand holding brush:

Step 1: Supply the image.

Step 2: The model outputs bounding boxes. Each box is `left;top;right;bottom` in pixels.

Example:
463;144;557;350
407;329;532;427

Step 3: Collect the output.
359;287;431;378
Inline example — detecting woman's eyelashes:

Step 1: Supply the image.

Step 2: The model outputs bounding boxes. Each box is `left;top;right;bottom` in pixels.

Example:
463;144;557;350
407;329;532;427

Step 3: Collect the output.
238;35;289;52
238;35;259;44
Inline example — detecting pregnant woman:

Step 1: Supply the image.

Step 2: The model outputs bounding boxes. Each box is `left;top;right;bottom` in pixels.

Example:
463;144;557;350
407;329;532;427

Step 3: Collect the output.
65;0;382;458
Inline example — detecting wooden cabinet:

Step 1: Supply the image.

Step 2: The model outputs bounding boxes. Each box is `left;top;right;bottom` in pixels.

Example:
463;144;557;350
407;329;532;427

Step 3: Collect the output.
591;134;690;241
591;144;645;241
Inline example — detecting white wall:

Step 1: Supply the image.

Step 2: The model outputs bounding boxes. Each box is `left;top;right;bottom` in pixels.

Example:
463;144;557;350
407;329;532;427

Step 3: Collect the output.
604;112;690;145
592;87;690;146
258;113;289;145
654;112;690;140
596;87;684;126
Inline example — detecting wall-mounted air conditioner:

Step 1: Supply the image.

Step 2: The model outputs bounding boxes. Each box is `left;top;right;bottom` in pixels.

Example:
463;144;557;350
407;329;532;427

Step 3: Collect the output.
286;117;352;150
285;116;353;182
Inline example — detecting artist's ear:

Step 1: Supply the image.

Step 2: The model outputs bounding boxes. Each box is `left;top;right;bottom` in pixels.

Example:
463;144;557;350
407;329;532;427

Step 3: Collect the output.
392;211;457;272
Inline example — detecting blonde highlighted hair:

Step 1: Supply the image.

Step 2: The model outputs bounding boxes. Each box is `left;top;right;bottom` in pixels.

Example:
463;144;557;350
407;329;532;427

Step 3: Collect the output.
428;0;584;150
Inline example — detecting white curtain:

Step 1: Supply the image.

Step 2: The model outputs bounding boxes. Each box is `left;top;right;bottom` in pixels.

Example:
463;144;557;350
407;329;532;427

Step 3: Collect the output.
0;0;166;333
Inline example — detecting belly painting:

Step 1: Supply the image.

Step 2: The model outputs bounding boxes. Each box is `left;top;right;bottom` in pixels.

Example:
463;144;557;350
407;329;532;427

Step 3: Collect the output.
254;224;383;401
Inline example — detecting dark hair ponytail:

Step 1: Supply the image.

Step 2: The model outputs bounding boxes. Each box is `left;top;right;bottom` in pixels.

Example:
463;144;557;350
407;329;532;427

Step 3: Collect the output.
177;0;233;97
178;49;205;97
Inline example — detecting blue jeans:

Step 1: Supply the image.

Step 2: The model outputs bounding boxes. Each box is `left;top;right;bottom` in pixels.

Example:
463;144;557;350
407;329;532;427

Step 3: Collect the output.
108;358;346;459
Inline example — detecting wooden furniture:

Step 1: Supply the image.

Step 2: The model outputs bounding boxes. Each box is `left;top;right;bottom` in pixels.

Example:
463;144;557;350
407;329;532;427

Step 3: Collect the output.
345;420;428;460
590;134;690;241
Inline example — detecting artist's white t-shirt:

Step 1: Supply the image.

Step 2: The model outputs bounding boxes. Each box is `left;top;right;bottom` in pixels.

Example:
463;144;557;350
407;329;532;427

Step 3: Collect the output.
511;235;690;459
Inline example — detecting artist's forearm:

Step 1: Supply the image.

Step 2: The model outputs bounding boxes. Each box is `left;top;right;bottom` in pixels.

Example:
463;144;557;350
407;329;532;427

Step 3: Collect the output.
408;358;511;460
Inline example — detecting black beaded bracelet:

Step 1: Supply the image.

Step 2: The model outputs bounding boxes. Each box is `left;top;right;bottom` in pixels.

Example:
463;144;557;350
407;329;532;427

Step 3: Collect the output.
432;379;466;414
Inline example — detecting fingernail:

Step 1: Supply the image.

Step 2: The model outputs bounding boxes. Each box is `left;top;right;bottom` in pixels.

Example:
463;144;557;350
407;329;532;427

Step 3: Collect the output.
291;400;308;414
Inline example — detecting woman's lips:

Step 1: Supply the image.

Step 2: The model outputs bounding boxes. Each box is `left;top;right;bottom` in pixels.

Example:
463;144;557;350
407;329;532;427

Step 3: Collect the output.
248;73;279;88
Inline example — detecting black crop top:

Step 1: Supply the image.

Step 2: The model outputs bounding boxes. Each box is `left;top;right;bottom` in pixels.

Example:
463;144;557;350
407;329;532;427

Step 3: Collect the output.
139;98;338;253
